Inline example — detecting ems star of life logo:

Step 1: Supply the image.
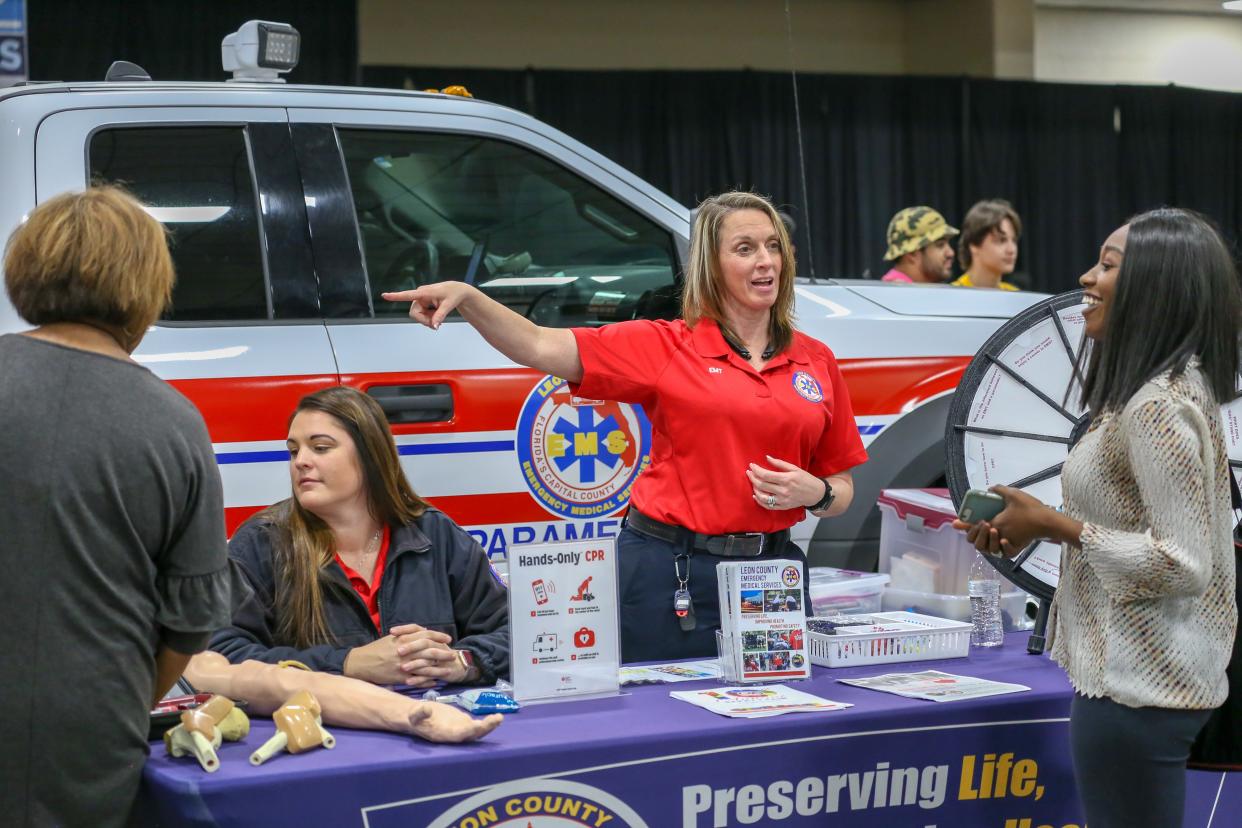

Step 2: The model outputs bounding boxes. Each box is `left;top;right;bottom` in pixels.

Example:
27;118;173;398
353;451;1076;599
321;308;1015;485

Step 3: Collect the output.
791;371;824;403
782;565;801;588
516;376;652;519
426;778;649;828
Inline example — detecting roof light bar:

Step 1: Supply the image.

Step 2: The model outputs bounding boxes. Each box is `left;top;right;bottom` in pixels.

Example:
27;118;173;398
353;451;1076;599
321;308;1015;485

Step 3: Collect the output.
222;20;300;83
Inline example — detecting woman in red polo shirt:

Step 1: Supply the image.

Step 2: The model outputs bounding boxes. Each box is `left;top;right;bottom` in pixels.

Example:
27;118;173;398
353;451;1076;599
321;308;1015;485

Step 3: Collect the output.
386;191;867;661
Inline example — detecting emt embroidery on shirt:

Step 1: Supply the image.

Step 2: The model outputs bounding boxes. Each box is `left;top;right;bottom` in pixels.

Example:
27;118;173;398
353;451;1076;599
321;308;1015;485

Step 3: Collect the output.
708;366;723;374
792;371;824;402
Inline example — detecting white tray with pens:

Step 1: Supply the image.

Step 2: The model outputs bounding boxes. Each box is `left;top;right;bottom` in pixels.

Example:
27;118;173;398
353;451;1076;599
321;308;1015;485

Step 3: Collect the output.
807;611;971;667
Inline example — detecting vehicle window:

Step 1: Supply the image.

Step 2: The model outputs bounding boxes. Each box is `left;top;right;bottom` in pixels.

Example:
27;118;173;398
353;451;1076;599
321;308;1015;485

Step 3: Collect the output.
90;127;269;321
337;129;678;327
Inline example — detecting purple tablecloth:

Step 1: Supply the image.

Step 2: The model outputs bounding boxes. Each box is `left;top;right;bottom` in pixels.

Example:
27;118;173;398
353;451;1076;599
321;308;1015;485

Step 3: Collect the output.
136;633;1240;827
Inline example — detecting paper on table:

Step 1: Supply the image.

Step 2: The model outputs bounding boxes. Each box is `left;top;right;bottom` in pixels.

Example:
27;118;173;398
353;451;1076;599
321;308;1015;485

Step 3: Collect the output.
619;660;723;685
837;670;1029;702
670;684;852;718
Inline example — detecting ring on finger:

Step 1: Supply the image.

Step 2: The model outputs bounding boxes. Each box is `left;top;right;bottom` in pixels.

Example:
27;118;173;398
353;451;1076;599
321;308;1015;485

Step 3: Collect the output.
766;494;777;508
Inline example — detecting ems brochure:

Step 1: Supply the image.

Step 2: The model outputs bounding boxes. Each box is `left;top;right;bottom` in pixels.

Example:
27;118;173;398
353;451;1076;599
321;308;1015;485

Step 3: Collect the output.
670;685;851;718
619;660;722;686
838;670;1030;702
717;559;811;683
508;538;620;703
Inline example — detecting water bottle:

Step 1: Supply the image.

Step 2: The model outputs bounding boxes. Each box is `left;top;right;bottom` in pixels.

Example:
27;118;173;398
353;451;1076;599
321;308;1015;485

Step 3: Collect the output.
968;553;1004;647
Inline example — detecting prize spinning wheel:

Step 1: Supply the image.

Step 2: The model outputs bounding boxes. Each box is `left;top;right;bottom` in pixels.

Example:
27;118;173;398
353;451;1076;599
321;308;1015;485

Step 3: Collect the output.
944;291;1242;650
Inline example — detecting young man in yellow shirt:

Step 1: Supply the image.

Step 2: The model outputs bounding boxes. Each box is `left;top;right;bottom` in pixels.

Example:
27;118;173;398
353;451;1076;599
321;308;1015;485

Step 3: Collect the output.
954;199;1022;290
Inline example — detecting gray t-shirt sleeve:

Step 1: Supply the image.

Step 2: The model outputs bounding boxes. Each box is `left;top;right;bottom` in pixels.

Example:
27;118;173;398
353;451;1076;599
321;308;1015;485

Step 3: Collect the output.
154;410;232;654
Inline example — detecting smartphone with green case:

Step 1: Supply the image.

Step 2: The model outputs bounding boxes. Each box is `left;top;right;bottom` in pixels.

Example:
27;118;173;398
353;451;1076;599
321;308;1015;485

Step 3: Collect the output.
958;488;1005;523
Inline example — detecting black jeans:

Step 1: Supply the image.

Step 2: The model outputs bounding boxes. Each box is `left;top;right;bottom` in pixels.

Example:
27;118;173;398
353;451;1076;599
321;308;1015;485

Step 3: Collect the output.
1069;692;1214;828
617;522;805;663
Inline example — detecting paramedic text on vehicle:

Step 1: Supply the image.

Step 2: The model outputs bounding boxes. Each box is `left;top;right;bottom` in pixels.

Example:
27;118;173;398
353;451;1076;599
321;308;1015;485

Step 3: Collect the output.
385;191;866;662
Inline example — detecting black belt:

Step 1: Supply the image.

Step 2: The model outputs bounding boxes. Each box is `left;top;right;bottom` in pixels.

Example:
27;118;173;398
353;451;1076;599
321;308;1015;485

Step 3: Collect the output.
626;508;788;558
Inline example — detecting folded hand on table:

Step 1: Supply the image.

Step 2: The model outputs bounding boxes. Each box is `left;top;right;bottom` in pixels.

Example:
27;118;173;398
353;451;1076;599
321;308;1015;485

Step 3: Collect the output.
392;623;471;687
343;624;465;686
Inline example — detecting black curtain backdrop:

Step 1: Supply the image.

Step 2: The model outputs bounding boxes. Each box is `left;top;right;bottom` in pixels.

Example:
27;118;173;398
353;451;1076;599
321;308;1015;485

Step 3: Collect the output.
21;0;1240;297
365;64;1242;295
28;0;357;87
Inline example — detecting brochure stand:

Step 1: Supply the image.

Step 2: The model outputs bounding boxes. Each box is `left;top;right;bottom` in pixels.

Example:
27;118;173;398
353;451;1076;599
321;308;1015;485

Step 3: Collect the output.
716;559;811;683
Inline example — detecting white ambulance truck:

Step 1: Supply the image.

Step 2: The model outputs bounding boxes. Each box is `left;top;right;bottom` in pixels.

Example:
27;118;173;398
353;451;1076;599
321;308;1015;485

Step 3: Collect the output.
0;22;1045;569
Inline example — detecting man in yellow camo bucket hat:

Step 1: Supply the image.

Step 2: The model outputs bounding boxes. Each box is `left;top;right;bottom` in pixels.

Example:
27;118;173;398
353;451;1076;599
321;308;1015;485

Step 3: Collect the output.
879;206;958;284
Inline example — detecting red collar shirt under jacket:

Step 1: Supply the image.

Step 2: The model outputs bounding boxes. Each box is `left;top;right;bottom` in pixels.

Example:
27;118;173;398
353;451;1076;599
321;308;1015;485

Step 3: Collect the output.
570;318;867;536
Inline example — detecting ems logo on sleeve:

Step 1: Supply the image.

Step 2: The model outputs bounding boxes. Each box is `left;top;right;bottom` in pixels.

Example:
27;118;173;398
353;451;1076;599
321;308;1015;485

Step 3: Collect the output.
516;376;652;520
791;371;824;403
426;778;649;828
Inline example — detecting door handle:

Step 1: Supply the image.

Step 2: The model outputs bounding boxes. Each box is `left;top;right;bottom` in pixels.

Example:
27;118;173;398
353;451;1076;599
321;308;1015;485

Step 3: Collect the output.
367;384;453;424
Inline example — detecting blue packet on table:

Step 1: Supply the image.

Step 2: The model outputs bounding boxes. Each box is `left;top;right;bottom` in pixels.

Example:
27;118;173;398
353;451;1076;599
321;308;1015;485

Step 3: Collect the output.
454;689;520;714
423;687;520;714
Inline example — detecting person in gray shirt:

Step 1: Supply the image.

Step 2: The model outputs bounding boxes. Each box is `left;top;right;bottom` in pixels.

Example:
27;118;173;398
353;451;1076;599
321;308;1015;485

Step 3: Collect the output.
0;187;233;827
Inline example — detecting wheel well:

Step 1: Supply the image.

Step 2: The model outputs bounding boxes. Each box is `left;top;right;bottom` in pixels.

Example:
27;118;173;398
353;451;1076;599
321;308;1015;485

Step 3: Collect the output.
807;394;952;570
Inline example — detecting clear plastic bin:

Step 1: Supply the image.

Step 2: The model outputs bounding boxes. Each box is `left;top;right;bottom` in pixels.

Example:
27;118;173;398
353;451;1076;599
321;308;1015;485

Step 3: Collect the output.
881;585;1030;633
808;567;890;617
877;488;978;595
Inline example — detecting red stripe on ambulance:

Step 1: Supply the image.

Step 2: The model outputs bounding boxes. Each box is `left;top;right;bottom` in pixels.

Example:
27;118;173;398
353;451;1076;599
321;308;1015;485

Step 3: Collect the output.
837;356;970;415
342;368;544;434
212;355;974;538
171;374;339;442
225;494;554;537
426;492;582;526
225;505;266;535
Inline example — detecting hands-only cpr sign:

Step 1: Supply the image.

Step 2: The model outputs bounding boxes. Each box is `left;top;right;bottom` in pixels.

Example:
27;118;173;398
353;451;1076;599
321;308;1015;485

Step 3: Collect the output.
507;538;621;703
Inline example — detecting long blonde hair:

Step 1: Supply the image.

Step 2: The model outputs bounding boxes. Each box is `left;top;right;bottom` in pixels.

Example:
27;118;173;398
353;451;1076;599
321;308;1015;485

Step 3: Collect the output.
681;191;797;355
254;387;431;649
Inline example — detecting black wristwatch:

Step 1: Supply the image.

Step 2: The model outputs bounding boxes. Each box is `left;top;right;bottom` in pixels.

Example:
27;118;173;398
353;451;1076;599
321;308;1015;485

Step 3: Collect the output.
807;477;835;512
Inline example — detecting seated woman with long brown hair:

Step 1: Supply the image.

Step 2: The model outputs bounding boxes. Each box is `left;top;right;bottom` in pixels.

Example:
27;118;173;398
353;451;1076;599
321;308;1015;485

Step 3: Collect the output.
211;386;509;686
